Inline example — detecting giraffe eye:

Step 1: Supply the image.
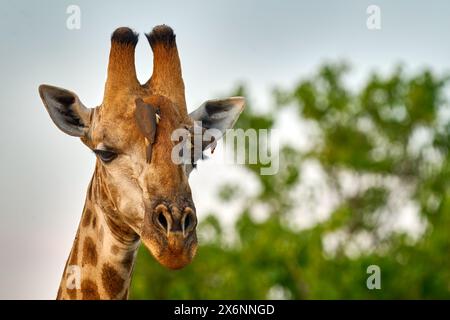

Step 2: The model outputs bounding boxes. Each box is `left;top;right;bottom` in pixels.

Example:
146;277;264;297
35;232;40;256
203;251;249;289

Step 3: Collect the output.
93;149;117;163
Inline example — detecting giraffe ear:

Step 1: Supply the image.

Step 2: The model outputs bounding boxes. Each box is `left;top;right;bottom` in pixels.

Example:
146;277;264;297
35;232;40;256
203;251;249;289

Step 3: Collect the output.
39;85;92;137
189;97;245;139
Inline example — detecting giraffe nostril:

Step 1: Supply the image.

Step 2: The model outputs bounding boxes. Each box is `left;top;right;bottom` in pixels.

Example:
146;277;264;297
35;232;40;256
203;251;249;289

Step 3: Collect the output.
154;204;172;234
182;209;196;236
183;214;191;231
157;212;168;231
153;204;195;236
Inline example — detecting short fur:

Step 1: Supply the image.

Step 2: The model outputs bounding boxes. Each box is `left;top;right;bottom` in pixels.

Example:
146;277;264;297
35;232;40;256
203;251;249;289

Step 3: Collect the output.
111;27;139;46
39;24;245;300
145;25;176;49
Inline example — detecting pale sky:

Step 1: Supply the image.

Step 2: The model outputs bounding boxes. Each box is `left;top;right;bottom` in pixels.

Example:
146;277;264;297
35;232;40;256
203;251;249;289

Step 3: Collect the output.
0;0;449;299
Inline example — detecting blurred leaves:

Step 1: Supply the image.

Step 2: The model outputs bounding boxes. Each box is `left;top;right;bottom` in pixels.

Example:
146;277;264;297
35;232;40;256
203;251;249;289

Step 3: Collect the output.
131;63;450;299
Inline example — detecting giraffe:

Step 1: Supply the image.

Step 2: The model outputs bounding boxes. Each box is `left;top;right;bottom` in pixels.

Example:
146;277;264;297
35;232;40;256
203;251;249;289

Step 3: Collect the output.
38;25;245;300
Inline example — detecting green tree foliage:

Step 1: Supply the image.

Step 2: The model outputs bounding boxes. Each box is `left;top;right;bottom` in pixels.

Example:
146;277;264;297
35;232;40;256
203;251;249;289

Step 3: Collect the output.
131;63;450;299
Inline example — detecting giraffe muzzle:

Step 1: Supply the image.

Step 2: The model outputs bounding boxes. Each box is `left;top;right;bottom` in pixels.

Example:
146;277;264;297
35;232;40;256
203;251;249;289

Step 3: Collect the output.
141;202;198;270
154;204;197;238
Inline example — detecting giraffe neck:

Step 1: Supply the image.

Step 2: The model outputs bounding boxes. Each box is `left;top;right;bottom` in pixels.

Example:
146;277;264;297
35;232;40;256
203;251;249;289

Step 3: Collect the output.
57;166;140;300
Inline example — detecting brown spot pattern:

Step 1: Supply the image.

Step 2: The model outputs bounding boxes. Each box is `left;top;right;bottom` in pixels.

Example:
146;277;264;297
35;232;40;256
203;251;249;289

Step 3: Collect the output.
111;245;119;255
67;288;77;299
101;263;124;299
82;237;98;266
81;279;100;300
82;208;93;227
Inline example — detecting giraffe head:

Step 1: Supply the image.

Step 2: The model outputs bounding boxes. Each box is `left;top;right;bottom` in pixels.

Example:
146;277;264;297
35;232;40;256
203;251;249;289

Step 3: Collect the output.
38;26;244;270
